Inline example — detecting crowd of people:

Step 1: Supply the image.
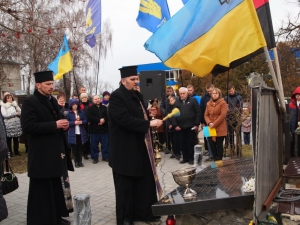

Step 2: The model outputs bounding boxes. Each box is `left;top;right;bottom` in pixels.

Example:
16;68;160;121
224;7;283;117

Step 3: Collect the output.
0;68;252;225
149;83;249;165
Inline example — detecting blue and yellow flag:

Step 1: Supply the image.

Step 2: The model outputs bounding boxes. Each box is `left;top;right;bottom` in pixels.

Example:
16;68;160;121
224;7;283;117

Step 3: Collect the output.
85;0;101;48
136;0;170;33
48;35;73;80
144;0;267;77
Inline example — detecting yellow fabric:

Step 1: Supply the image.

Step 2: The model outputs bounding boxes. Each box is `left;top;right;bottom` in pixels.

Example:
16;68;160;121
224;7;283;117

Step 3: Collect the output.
54;52;73;81
165;0;266;77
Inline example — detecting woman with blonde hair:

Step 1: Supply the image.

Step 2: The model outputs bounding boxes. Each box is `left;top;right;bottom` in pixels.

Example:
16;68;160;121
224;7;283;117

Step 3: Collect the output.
204;88;227;161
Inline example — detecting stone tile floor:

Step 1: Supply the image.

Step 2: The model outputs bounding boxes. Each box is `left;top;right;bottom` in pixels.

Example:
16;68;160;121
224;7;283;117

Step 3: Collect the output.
2;151;211;225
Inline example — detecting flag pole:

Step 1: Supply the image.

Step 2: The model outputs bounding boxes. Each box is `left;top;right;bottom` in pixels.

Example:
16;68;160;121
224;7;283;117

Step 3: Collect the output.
73;70;79;96
95;43;101;95
263;46;286;112
273;47;285;104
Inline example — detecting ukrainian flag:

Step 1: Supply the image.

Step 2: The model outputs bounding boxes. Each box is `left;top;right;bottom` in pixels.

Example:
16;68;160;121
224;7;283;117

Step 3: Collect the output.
144;0;267;77
48;35;73;80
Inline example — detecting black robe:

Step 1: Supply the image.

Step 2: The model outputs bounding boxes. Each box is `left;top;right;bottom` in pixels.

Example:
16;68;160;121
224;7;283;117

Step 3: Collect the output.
108;85;159;224
21;90;74;225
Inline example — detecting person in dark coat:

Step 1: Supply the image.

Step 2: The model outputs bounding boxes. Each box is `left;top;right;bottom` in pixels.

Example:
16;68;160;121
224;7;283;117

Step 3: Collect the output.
174;87;201;165
200;83;214;161
87;95;109;164
289;86;300;156
224;84;243;155
108;66;163;225
79;93;92;159
21;71;74;225
0;113;8;222
160;86;177;154
67;99;87;168
166;96;181;159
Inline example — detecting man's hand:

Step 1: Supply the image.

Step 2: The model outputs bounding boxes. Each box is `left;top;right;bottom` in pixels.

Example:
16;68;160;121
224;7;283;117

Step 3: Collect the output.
168;125;172;129
175;126;181;131
56;119;69;130
209;122;214;128
150;119;163;128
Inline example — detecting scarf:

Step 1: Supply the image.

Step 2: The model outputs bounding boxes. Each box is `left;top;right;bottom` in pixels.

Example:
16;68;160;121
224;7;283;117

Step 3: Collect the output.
137;96;163;198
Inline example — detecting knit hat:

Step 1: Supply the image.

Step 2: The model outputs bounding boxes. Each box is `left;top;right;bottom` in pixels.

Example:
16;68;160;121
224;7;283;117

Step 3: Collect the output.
80;93;88;100
34;71;53;83
102;91;110;97
69;98;79;110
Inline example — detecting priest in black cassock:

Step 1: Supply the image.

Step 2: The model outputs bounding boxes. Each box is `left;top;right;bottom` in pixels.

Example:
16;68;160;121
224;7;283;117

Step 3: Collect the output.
108;66;163;225
21;71;74;225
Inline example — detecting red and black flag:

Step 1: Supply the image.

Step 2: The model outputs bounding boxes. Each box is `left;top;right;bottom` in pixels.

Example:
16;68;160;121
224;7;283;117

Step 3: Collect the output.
253;0;276;49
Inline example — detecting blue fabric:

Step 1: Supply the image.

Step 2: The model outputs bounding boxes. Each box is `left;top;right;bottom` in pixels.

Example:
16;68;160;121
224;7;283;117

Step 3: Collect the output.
136;0;171;33
192;94;201;105
90;132;109;159
144;0;243;61
67;111;88;145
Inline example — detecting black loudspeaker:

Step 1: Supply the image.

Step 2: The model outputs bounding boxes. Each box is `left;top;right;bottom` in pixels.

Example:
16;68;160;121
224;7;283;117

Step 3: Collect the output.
139;70;166;101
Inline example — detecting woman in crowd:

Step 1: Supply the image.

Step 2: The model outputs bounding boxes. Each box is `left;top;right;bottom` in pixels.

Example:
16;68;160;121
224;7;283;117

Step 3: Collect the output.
204;88;227;161
242;108;251;145
102;91;110;107
67;99;87;168
148;99;166;151
79;93;92;159
57;94;68;118
0;94;22;157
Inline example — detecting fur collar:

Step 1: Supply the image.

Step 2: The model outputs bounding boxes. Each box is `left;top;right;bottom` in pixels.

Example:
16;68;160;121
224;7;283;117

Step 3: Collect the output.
0;101;18;109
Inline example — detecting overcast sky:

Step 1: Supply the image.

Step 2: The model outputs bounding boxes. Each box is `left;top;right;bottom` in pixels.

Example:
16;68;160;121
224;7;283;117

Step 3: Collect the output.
98;0;299;90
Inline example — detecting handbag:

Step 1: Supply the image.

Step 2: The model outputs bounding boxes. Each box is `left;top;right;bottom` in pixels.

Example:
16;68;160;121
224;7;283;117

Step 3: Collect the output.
1;159;19;195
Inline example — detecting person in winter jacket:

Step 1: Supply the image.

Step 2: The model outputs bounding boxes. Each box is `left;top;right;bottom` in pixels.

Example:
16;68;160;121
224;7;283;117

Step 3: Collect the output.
167;96;181;159
79;93;92;159
204;88;228;161
241;108;251;145
200;83;214;161
87;95;109;164
224;84;243;155
174;87;200;164
289;86;300;156
102;91;110;107
0;112;8;222
67;99;87;168
0;94;22;157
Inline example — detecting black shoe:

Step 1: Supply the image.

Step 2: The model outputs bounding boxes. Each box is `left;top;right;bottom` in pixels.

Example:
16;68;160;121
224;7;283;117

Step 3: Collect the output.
123;220;133;225
75;162;80;168
180;159;188;164
175;154;181;160
102;158;109;162
58;217;71;225
93;159;98;164
203;151;209;156
83;155;89;160
79;162;84;167
188;160;194;165
165;150;170;154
